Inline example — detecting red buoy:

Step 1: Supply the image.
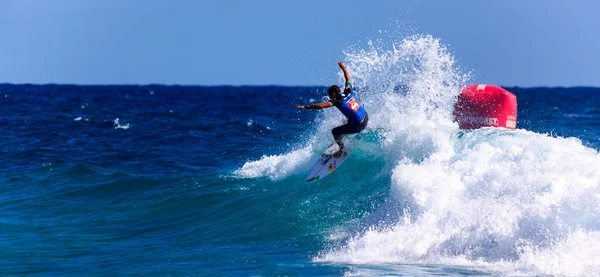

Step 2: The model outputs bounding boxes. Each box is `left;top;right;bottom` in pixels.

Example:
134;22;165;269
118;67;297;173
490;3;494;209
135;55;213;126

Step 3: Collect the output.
453;85;517;130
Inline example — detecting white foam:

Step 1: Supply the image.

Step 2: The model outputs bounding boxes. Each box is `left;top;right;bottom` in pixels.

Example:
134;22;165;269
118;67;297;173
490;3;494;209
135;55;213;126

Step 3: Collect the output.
515;229;600;276
234;146;314;180
318;129;600;276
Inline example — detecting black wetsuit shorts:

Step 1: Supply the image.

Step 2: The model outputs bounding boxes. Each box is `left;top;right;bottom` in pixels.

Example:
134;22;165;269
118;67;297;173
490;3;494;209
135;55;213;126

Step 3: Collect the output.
332;113;368;136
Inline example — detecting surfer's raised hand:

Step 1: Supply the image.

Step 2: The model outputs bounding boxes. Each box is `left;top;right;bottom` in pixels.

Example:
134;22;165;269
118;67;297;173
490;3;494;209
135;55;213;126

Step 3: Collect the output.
338;61;351;82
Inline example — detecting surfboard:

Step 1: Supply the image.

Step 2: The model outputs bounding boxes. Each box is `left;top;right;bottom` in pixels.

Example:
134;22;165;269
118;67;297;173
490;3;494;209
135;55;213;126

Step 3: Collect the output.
305;141;353;183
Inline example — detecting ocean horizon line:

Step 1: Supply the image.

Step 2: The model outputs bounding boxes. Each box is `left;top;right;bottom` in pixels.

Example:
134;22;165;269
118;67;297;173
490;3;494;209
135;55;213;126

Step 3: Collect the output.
1;82;599;90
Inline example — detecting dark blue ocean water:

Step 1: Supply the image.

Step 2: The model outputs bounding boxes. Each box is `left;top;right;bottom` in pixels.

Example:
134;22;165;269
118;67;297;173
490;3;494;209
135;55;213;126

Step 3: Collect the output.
1;84;600;276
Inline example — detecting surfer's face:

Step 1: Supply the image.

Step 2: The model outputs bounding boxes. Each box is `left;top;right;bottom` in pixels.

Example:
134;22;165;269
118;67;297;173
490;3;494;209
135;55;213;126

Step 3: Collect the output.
328;91;339;99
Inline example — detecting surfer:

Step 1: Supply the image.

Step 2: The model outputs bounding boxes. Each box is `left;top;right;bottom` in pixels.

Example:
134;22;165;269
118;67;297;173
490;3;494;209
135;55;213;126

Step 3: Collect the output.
297;61;368;155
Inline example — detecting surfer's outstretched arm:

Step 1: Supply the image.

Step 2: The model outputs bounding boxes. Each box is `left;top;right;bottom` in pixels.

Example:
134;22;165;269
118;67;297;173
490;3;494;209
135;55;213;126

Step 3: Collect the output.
297;101;333;110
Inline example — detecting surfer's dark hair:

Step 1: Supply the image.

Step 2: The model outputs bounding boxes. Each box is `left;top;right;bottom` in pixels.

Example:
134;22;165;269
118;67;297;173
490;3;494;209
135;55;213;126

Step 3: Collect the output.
328;85;341;95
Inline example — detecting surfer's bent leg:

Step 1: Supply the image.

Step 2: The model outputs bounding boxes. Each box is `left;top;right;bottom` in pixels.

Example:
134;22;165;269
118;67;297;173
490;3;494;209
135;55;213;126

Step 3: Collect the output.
332;125;349;148
331;114;368;149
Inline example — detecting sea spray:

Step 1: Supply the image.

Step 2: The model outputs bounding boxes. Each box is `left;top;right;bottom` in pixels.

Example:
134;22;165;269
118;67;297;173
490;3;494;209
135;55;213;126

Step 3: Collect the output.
236;35;467;179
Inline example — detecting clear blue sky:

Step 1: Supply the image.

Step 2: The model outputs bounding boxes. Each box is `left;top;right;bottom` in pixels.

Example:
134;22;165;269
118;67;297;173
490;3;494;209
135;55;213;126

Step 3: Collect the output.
1;0;599;86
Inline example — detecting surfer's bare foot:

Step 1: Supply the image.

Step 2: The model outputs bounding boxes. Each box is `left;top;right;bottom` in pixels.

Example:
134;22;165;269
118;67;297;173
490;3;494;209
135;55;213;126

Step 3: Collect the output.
333;143;344;158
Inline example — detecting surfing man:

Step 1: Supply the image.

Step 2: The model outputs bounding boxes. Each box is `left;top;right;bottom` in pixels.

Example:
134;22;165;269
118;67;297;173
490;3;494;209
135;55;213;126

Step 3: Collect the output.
297;61;368;155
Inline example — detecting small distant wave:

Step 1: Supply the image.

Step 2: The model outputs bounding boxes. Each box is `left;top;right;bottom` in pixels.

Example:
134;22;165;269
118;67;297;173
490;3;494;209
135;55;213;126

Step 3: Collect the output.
245;118;272;131
114;118;130;129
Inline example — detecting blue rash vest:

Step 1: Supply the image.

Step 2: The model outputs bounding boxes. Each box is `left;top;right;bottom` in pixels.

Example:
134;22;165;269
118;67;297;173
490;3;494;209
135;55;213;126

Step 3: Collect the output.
332;82;367;124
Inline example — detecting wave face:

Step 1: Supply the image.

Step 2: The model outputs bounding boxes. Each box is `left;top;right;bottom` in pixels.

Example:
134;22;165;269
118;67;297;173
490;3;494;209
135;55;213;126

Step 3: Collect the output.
2;36;600;276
